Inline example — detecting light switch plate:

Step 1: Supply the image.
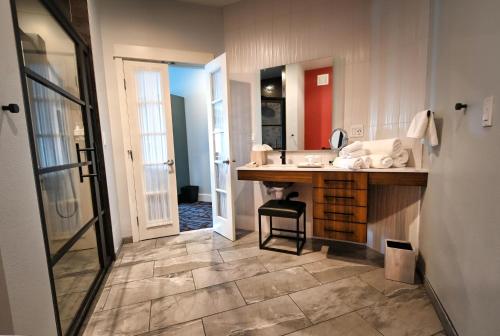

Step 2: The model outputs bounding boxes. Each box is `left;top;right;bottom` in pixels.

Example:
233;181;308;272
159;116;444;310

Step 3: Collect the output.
350;124;364;137
482;96;494;127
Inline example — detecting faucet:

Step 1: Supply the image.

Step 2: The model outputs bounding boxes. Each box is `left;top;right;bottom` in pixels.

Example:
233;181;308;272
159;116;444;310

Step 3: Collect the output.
279;150;286;165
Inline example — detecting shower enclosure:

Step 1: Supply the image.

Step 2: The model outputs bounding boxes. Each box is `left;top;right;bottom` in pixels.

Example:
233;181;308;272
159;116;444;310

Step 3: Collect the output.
10;0;114;334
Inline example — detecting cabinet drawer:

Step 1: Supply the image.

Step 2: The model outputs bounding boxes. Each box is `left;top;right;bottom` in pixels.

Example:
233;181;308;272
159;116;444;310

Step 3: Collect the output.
313;203;367;223
313;172;368;190
313;219;367;243
313;188;368;206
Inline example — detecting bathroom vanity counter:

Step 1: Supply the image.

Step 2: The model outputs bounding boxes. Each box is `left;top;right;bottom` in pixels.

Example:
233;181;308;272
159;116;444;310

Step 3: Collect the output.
237;166;428;186
237;165;428;244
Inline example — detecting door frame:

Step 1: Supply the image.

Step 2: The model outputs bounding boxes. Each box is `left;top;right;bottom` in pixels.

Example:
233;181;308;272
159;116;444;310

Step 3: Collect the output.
113;45;213;242
9;0;115;335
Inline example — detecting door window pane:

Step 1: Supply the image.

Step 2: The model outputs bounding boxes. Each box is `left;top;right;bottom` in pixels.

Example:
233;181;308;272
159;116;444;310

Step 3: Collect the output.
16;0;80;96
40;167;95;255
53;226;99;334
135;70;171;226
27;79;86;168
216;191;227;218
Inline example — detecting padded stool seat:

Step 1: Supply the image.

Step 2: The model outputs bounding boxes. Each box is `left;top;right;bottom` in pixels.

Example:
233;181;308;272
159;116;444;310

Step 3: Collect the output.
258;200;306;218
258;198;306;255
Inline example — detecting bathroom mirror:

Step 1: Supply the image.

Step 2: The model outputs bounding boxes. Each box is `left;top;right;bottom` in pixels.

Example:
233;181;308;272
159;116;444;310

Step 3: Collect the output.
260;56;342;151
329;128;348;151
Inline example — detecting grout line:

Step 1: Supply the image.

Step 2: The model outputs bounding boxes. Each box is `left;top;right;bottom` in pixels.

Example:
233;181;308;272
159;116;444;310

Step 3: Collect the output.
233;280;249;305
287;293;313;326
148;300;152;332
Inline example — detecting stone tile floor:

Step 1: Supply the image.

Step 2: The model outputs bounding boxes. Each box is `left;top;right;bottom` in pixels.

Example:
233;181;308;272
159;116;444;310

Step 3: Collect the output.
82;229;444;336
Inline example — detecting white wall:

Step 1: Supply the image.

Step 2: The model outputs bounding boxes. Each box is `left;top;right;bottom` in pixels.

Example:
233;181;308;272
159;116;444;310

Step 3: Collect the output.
168;66;211;200
87;0;122;252
96;0;224;238
0;1;57;334
420;0;500;334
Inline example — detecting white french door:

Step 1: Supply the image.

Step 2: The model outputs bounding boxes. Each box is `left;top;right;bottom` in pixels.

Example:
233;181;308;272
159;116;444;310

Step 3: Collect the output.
124;61;180;240
206;53;236;241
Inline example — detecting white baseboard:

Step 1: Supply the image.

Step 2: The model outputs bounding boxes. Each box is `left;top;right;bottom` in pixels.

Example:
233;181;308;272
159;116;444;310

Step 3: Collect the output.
199;193;212;202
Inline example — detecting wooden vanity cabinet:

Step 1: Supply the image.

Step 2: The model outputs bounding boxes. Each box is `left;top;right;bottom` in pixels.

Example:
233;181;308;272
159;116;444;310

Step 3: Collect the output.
313;172;368;243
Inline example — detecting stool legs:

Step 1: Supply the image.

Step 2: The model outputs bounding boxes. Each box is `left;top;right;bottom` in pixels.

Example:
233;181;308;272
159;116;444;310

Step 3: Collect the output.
296;217;300;255
258;213;262;248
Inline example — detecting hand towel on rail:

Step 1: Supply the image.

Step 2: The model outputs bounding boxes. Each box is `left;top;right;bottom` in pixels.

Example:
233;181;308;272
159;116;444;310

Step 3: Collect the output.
407;110;439;146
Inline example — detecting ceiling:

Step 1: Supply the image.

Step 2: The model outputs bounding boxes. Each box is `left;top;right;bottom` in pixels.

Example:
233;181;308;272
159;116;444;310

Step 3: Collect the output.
175;0;241;7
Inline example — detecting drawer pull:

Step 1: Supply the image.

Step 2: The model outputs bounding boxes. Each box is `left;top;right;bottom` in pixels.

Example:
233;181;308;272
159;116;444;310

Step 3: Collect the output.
325;196;355;200
324;211;354;216
324;228;354;234
325;179;354;183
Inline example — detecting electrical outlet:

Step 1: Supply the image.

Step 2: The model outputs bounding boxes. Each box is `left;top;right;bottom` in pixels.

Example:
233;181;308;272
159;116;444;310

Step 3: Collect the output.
350;124;364;138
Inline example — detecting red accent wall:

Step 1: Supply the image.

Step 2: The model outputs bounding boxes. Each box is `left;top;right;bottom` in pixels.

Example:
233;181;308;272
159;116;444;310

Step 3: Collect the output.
304;66;333;149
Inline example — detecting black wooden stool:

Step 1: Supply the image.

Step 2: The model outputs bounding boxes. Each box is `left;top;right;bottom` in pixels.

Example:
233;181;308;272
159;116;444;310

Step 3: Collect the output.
258;193;306;255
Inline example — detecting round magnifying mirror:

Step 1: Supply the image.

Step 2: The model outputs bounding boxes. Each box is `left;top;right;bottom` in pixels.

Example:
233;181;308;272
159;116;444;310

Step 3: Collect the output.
329;128;349;151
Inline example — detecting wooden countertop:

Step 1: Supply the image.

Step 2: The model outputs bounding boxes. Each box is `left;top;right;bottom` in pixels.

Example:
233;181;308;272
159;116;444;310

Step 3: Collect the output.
237;165;428;187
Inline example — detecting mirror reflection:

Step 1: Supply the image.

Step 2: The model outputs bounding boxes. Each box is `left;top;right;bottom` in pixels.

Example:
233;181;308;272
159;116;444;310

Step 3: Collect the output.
260;57;336;151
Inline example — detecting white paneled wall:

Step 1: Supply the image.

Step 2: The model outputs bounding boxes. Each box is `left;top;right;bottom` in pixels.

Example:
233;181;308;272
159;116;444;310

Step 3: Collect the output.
224;0;372;142
224;0;431;252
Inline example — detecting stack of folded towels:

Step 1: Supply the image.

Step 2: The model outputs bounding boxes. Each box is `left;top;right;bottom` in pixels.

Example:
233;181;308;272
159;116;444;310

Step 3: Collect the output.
333;138;409;169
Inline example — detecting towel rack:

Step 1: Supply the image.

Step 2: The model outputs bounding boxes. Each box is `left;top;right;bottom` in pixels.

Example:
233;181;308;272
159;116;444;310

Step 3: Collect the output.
426;110;434;117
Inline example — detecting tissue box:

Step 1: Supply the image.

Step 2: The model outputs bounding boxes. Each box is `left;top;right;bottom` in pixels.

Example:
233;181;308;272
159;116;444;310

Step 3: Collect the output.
251;151;267;166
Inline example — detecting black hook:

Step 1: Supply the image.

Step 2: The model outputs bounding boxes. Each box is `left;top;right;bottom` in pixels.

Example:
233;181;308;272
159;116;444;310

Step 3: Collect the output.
2;104;20;113
455;102;468;111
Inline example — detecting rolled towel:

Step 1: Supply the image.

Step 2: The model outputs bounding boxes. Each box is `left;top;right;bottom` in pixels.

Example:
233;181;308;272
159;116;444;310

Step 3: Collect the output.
360;155;372;169
340;141;362;153
392;149;409;168
363;138;402;156
368;154;393;169
332;157;364;170
339;148;367;159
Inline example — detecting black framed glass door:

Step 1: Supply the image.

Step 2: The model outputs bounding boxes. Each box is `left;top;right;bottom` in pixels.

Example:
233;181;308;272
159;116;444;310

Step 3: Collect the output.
10;0;114;335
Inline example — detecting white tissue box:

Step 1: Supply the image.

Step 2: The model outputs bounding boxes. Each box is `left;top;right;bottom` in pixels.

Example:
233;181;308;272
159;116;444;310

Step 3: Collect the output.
250;151;267;166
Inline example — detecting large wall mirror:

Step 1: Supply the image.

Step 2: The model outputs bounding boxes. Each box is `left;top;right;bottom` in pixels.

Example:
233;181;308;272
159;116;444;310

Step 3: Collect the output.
260;56;342;151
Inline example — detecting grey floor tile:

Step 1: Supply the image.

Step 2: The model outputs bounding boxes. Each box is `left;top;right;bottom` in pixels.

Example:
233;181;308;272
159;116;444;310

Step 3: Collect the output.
290;276;386;324
202;295;311;336
149;282;245;330
302;258;377;284
58;291;86;321
156;229;213;247
106;261;154;287
55;273;96;296
83;301;151;336
94;287;110;312
104;272;195;310
357;288;443;336
287;312;381;336
154;250;223;276
186;234;235;254
358;268;419;297
120;239;157;255
218;242;264;262
192;257;268;288
236;266;320;304
257;248;327;272
120;244;187;265
140;320;205;336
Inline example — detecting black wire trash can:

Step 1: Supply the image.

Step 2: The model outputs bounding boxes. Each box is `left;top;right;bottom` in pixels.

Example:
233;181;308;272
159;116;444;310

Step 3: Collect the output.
180;185;199;203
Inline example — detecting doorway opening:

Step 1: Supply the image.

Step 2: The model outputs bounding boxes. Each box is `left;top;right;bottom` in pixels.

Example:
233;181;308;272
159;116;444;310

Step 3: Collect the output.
168;65;212;232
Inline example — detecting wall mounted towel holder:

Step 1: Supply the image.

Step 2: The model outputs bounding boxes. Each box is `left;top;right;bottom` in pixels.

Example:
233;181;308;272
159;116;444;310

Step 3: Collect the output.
455;102;468;111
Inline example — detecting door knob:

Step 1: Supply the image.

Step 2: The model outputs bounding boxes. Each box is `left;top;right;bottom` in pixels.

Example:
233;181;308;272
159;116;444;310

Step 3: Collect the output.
222;159;236;165
165;159;175;166
2;104;20;113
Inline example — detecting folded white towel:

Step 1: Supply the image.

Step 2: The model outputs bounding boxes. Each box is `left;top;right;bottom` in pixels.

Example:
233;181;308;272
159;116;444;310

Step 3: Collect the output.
392;149;409;168
340;141;363;153
333;157;364;170
339;149;367;159
368;154;393;168
360;155;372;169
407;110;439;146
363;138;402;156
